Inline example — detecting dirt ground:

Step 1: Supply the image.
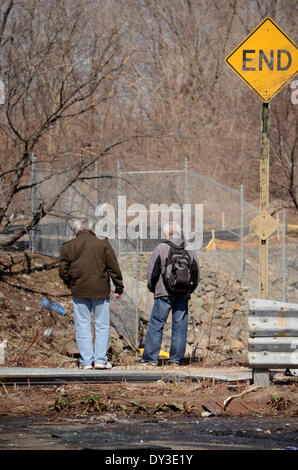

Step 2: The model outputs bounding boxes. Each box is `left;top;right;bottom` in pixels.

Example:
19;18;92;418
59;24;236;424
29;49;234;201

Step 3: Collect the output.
0;368;297;421
0;251;297;422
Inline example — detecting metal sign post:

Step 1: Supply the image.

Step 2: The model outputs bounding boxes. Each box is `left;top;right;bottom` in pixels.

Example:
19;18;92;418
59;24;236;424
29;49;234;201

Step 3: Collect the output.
226;17;298;299
259;102;270;298
226;17;297;385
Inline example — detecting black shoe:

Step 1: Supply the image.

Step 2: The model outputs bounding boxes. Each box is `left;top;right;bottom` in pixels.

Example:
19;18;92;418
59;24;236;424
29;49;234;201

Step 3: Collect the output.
284;369;298;376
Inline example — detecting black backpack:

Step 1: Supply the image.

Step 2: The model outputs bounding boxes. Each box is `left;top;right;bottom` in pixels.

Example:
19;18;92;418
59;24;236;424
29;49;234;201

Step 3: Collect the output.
162;240;192;295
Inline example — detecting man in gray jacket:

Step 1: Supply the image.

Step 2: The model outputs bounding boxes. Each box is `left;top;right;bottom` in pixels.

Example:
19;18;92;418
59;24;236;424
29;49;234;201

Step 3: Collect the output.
142;222;200;365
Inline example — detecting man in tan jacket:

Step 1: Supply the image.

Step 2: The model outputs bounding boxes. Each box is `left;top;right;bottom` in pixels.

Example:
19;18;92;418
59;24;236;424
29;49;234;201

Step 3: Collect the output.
59;217;123;369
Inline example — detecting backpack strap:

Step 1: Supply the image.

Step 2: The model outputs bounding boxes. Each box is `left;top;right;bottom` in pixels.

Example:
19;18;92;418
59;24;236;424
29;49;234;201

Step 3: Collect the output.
162;240;174;273
163;240;185;250
162;240;187;275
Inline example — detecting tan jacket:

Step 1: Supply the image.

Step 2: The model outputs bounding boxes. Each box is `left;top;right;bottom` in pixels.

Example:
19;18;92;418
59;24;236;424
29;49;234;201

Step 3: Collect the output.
59;230;123;299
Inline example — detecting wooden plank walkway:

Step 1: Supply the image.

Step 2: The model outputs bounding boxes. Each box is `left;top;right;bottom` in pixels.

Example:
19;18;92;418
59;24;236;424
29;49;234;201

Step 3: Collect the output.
0;367;252;385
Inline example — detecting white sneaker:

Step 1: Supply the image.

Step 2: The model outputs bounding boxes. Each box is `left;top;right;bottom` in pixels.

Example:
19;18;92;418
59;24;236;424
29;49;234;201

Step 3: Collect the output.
80;364;93;370
94;362;112;369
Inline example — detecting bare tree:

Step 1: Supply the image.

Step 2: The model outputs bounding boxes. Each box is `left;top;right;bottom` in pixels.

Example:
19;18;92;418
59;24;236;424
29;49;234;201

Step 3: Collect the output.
122;0;297;208
270;91;298;211
0;0;137;248
0;0;296;255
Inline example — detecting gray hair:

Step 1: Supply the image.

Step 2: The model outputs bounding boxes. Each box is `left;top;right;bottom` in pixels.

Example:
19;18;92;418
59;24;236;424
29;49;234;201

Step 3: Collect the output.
74;217;95;233
163;221;181;239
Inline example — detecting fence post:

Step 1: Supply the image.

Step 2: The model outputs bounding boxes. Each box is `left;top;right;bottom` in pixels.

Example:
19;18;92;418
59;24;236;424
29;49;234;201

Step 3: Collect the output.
65;162;71;219
135;236;140;349
282;209;287;302
30;154;37;253
184;156;189;206
240;184;244;285
252;369;270;387
95;160;99;208
117;160;121;257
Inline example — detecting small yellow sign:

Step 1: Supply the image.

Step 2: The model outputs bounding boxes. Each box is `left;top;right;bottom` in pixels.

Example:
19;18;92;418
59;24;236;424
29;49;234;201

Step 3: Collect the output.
225;17;298;102
249;210;278;240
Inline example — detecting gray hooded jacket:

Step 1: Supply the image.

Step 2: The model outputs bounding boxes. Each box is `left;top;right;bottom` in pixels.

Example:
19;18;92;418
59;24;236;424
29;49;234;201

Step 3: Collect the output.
147;238;200;299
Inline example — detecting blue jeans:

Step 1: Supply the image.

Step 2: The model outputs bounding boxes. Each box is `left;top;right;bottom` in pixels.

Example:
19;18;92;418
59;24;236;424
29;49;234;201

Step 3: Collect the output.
72;297;110;366
142;296;188;364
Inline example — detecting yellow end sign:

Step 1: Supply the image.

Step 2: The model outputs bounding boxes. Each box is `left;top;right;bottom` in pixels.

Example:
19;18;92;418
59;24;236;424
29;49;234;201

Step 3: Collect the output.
225;17;298;102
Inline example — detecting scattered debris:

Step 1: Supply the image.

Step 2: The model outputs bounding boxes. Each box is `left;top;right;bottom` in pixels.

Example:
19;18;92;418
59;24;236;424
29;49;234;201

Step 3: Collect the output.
201;411;213;417
223;385;262;411
43;328;53;340
202;400;224;416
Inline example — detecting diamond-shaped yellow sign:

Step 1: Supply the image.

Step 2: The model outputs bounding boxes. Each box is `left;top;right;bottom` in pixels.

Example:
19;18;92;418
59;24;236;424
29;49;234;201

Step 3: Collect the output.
249;210;278;240
225;17;298;102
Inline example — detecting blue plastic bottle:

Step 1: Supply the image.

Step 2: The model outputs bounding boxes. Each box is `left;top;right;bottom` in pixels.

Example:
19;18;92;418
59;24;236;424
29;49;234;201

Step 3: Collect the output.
42;297;66;316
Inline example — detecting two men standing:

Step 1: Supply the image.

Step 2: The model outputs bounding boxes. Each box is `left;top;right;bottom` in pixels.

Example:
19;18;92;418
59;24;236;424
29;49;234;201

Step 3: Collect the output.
59;218;199;369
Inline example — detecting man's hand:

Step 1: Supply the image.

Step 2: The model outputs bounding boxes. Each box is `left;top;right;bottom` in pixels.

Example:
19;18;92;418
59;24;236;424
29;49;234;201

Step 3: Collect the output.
114;293;122;300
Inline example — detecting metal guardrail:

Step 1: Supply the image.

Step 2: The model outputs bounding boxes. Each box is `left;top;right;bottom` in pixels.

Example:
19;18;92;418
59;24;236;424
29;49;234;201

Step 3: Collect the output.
248;298;298;386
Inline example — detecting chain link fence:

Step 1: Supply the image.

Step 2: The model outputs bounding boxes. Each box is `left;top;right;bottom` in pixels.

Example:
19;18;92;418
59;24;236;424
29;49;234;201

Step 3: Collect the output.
29;158;297;301
3;157;296;347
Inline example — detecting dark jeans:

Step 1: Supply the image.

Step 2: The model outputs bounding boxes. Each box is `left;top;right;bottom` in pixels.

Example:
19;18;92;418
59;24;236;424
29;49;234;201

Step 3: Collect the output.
142;295;188;364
